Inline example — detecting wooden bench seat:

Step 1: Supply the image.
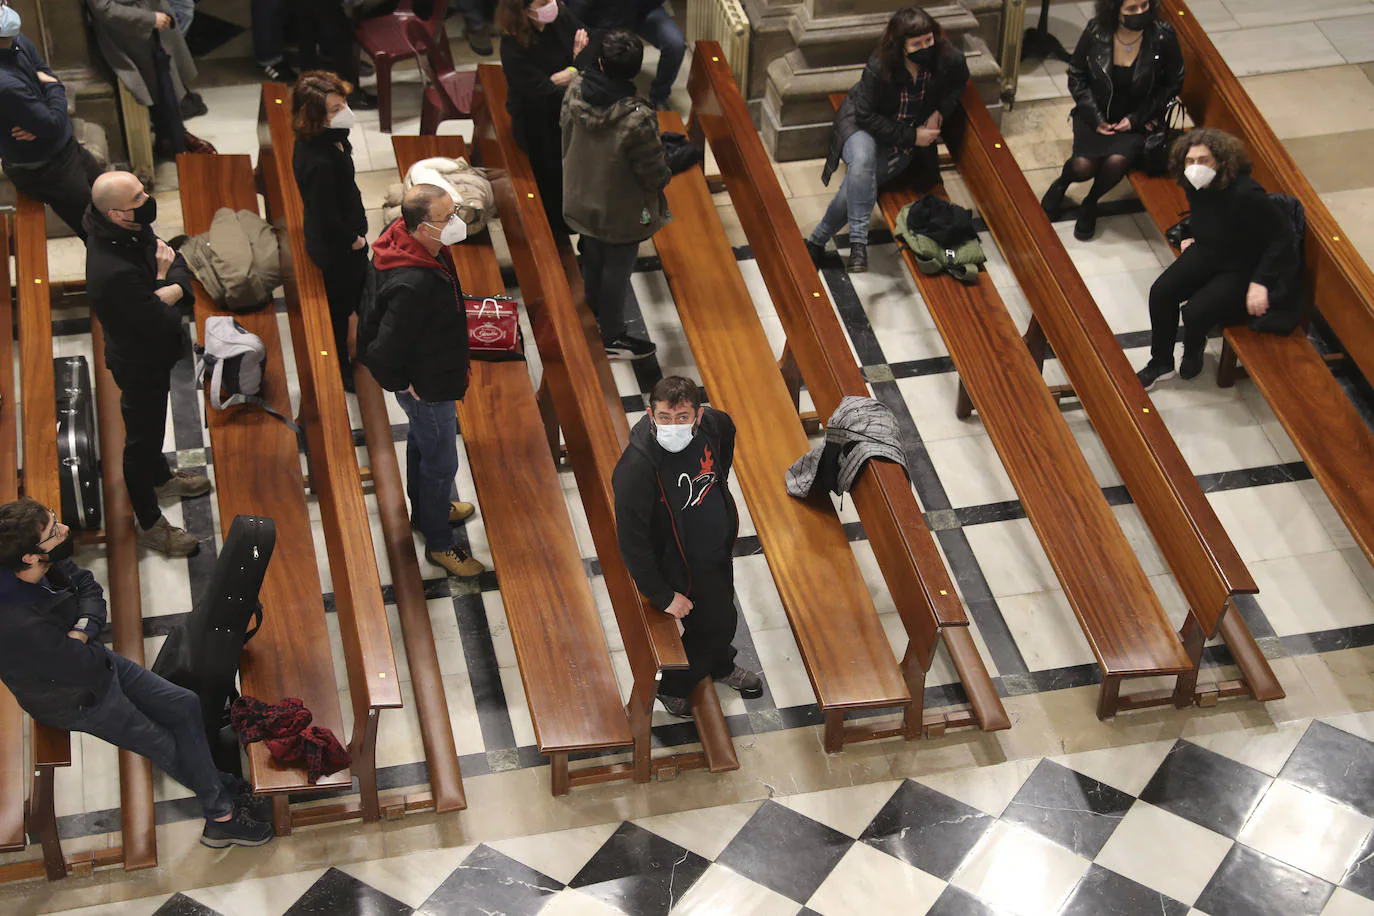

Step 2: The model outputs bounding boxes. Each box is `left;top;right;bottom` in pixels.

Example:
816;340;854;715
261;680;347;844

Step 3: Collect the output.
654;110;912;746
473;64;739;783
686;45;1007;737
176;154;356;828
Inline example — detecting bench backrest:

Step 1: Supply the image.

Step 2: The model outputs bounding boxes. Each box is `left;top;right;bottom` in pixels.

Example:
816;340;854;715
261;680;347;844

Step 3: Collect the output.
0;213;23;853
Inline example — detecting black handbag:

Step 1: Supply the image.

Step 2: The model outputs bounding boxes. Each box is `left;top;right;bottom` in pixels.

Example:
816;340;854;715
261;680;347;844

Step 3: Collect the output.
1141;98;1185;177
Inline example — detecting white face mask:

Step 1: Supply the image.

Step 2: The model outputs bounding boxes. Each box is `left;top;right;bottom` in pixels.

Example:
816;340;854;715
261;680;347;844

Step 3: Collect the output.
1184;163;1217;190
655;422;695;453
0;5;21;39
426;214;467;246
328;105;356;130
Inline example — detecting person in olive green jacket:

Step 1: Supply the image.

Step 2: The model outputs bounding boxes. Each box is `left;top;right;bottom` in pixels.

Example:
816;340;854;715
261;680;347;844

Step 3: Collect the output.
561;28;669;362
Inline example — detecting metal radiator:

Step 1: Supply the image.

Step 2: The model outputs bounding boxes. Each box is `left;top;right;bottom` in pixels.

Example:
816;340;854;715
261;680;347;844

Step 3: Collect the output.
686;0;751;92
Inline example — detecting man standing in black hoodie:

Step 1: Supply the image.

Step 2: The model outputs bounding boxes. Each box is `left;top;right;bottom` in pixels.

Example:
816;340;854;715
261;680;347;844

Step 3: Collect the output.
0;498;272;848
358;183;483;580
612;376;763;717
85;170;209;558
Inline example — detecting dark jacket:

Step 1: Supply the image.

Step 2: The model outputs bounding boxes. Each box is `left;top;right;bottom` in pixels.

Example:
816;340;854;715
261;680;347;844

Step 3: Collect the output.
84;205;195;390
574;0;662;28
359;217;470;401
823;44;970;186
0;34;74;165
500;7;593;142
0;561;114;721
612;409;739;611
561;70;671;244
292;127;369;266
1067;18;1184;129
1182;171;1297;303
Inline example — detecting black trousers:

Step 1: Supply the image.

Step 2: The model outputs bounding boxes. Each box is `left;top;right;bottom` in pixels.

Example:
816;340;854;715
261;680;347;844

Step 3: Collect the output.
309;243;369;376
150;39;186;155
296;0;361;84
2;138;103;240
579;235;636;344
120;385;174;529
1149;243;1252;364
658;560;739;699
513;110;568;237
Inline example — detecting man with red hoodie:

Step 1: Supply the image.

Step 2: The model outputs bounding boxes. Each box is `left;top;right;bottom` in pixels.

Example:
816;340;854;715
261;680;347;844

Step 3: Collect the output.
357;184;483;579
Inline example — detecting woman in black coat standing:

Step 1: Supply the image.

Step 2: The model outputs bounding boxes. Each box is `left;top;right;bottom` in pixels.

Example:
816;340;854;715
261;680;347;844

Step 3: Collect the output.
806;6;969;273
1137;128;1299;391
497;0;593;236
291;71;369;392
1043;0;1183;240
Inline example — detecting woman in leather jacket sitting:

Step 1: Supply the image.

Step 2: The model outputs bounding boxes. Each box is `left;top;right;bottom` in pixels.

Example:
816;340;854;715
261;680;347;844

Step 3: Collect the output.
1042;0;1183;240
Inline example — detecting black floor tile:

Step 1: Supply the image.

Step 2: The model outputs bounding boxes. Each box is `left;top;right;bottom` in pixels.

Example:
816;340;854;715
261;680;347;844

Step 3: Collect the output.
1279;720;1374;818
568;821;711;916
153;894;224;916
859;779;995;880
716;800;855;903
1138;740;1272;838
1000;759;1134;858
1344;827;1374;901
284;867;412;916
415;845;563;916
1195;844;1335;916
925;884;1008;916
1059;864;1190;916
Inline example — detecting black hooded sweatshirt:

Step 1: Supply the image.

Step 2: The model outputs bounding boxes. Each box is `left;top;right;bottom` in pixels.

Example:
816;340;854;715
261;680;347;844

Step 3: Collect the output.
612;408;739;611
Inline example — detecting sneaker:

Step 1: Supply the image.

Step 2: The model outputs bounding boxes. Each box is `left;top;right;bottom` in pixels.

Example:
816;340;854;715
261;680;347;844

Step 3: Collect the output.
720;665;763;699
157;469;212;499
466;23;494;56
179;92;208;120
1074;204;1098;241
657;693;692;718
449;501;476;524
805;239;826;268
427;546;484;578
1179;348;1205;380
605;334;657;361
1040;178;1069;220
1136;360;1176;391
847;242;868;273
200;809;273;849
348;90;378;112
137;516;201;557
258;60;298;84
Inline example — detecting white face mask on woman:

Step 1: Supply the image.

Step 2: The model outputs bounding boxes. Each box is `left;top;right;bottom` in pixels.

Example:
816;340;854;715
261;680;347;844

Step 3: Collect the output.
655;422;695;453
328;105;356;130
1184;163;1217;189
528;1;558;25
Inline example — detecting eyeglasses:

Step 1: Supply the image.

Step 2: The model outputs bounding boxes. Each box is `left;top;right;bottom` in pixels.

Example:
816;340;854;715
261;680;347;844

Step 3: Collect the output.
35;511;62;548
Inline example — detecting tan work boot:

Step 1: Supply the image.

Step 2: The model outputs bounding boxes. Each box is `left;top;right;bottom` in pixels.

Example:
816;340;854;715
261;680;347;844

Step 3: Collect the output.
427;546;484;578
157;469;212;499
138;516;201;557
449;501;476;524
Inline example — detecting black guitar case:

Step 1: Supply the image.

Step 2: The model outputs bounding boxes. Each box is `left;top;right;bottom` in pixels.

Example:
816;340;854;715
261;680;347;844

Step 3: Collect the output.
152;515;274;772
54;356;102;530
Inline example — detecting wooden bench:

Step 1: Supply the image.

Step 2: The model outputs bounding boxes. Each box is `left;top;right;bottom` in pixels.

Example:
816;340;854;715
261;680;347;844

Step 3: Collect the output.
653;110;914;748
951;85;1281;709
0;213;22;867
177;153;362;831
686;44;1007;737
473;64;739;781
850;104;1198;718
1125;0;1374;566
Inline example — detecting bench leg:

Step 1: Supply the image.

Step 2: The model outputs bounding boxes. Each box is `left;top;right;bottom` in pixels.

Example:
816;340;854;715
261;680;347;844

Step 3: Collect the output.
1022;317;1049;374
352;707;382;824
29;765;64;881
900;646;927;740
626;681;655;785
549;752;570;796
823;710;846;753
778;344;803;412
272;794;292;837
1172;614;1207;709
955;379;975;420
535;378;562;466
1216;337;1240;388
689;677;740;773
1096;674;1123;720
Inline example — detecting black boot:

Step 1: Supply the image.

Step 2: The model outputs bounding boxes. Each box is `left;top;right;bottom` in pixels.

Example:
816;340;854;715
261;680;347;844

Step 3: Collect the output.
847;242;868;273
1040;178;1070;220
805;239;825;267
1074;202;1098;241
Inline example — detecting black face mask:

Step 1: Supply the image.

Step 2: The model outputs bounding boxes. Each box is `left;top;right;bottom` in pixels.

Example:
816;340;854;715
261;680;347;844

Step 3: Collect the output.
122;196;157;226
1121;8;1153;30
906;46;935;69
42;538;74;565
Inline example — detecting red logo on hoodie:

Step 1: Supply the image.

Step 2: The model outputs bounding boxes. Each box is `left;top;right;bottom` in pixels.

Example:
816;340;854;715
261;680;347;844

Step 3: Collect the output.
678;444;717;510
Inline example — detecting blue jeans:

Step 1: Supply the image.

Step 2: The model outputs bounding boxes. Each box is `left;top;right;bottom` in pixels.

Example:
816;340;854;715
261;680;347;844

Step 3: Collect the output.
396;391;459;555
167;0;195;35
810;130;912;249
639;6;687;107
40;650;234;821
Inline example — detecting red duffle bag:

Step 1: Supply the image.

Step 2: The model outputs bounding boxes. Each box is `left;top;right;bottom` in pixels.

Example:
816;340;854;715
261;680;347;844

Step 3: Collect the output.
465;295;522;360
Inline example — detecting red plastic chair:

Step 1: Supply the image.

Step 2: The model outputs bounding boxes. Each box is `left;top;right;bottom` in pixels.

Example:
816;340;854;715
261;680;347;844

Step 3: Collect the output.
356;0;450;133
404;16;475;135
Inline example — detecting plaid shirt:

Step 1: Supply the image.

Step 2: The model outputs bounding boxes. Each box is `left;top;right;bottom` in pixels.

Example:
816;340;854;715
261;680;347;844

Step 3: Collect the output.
895;68;933;126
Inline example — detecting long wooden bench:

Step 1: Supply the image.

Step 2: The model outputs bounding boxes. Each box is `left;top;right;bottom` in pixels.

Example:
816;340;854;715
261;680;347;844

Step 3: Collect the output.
473;64;739;781
951;86;1282;710
851;108;1198;718
177;153;361;831
686;44;1007;737
653;110;913;747
1126;0;1374;565
254;86;453;821
0;213;22;867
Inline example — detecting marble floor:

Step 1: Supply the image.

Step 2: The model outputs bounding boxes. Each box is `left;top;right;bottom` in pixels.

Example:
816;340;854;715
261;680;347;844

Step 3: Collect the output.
7;2;1374;915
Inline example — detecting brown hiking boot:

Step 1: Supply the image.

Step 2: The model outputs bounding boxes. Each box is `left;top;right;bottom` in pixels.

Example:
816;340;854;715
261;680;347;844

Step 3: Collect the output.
157;469;212;499
427;546;484;578
449;501;476;524
138;516;201;557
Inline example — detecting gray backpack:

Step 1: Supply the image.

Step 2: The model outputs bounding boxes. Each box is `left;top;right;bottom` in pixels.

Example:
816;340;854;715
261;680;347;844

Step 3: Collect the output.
194;315;299;432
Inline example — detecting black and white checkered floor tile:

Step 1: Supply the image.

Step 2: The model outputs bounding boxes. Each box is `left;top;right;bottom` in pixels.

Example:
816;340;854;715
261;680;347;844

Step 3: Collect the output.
52;715;1374;916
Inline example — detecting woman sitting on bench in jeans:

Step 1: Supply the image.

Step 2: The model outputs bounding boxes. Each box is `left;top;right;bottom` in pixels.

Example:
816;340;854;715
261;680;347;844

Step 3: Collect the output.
1137;127;1298;391
805;6;968;274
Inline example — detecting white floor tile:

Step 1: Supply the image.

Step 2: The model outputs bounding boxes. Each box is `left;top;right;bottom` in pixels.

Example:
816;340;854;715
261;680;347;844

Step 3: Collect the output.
634;801;766;861
1247;550;1374;637
779;781;903;839
338;846;473;908
1212;22;1347;77
950;821;1090;916
915;758;1041;817
1237;780;1374;882
490;823;621;884
807;842;946;915
670;862;800;916
1207;483;1337;564
1094;801;1234;905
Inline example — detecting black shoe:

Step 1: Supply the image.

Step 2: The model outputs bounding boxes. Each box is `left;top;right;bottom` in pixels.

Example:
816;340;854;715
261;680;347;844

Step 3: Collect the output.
805;239;826;267
1040;178;1069;220
1074;204;1098;241
605;334;657;361
1136;360;1176;391
847;242;868;273
466;23;494;56
1179;348;1205;380
258;61;298;84
201;809;273;848
340;366;356;394
657;693;692;718
348;90;378;112
179;92;208;120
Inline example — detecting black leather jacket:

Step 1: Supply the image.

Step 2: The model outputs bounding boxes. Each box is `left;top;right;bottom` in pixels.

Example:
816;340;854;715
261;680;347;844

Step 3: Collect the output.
1067;18;1184;129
